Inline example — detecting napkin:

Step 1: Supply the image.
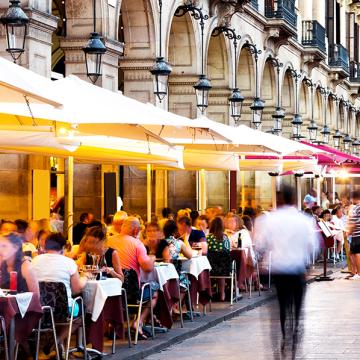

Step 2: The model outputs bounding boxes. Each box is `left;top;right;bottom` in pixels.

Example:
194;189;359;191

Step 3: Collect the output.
0;289;4;297
15;292;33;318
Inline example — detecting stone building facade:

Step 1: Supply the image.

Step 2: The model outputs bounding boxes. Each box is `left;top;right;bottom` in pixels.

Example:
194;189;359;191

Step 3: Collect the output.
0;0;359;221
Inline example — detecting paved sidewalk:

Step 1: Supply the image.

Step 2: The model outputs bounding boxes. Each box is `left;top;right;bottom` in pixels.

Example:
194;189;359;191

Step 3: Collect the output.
146;271;359;360
105;262;345;360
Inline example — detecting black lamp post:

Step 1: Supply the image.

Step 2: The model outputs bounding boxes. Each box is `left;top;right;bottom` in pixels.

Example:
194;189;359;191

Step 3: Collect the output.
212;26;243;124
150;0;172;102
317;87;331;144
83;0;106;84
303;77;318;142
331;94;342;149
0;0;29;63
288;68;302;140
175;1;211;114
244;41;264;130
268;56;284;135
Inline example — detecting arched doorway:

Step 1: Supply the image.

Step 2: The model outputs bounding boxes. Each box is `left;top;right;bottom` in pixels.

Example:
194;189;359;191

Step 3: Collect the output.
281;69;295;138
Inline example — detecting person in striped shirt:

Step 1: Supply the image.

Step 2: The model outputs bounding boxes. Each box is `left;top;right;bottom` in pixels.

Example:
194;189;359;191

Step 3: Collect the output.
347;191;360;280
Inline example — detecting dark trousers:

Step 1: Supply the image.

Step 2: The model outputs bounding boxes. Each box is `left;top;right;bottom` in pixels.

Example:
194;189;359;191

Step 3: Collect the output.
274;274;306;337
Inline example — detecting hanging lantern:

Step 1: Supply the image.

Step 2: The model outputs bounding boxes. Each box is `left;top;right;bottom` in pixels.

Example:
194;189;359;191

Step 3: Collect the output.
229;88;245;124
250;97;264;130
0;0;29;63
272;107;285;135
83;32;107;84
343;134;352;152
194;74;212;114
307;121;318;143
320;125;331;144
150;57;172;102
291;114;303;140
352;139;360;156
333;129;342;149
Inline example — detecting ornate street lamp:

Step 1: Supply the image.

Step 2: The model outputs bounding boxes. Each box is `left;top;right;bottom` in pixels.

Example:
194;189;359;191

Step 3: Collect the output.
343;133;352;152
0;0;29;63
288;68;303;140
244;41;264;130
150;0;172;102
303;77;318;142
268;56;284;135
175;1;211;114
316;87;331;145
212;26;243;124
331;94;342;149
83;0;106;84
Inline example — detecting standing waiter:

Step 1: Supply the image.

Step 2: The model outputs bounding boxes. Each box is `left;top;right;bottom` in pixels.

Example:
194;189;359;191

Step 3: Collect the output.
254;186;318;348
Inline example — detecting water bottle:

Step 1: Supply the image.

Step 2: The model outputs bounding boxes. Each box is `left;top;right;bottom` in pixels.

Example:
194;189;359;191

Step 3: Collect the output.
237;232;242;248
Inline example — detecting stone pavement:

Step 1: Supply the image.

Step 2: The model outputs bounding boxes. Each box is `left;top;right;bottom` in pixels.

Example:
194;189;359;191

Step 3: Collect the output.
146;271;360;360
104;262;345;360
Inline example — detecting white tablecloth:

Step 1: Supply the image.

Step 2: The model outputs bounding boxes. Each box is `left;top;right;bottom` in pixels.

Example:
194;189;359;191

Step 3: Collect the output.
181;256;212;280
82;278;122;321
141;263;179;291
15;292;33;318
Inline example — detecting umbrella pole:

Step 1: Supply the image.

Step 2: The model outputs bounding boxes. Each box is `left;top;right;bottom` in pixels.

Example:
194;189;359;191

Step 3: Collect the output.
198;169;207;213
67;156;74;245
332;176;336;204
147;164;152;223
316;177;321;206
241;171;245;210
297;176;302;210
271;176;277;210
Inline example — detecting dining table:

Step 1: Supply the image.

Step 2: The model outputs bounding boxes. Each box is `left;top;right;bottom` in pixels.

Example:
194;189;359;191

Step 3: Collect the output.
181;256;212;308
140;263;180;329
82;278;124;353
0;292;43;360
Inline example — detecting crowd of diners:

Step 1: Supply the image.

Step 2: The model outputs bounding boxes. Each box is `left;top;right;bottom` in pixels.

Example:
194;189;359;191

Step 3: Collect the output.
0;205;262;355
0;192;355;357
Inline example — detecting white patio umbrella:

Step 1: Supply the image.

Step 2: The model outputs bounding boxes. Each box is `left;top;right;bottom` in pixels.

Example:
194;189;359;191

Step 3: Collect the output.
0;57;62;106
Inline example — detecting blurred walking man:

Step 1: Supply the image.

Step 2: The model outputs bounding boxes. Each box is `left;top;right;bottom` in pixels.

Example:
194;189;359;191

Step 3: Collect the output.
254;186;318;349
348;191;360;279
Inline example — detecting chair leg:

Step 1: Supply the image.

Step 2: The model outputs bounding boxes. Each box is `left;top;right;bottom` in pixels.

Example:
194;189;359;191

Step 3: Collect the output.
230;273;234;306
121;288;132;348
65;317;73;360
134;292;144;345
149;292;155;340
256;258;261;297
249;274;253;299
80;300;87;360
1;317;9;360
186;277;194;321
268;252;272;289
35;320;41;360
178;282;184;328
49;309;60;360
14;343;19;360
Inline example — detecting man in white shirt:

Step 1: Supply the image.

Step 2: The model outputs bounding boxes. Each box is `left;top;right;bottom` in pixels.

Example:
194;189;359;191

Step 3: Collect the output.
255;186;318;348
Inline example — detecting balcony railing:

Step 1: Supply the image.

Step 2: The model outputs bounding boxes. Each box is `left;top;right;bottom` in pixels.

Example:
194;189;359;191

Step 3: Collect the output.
302;20;326;54
251;0;258;10
265;0;297;28
350;61;360;82
328;44;350;73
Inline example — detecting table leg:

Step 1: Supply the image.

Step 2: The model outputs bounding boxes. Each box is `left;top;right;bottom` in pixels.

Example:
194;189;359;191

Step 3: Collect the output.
8;318;15;360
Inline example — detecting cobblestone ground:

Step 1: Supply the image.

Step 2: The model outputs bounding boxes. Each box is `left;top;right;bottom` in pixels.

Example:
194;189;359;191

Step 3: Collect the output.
146;273;360;360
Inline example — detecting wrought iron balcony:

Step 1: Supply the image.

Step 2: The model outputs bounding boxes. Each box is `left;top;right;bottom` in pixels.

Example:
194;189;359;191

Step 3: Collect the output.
328;44;350;74
264;0;297;28
302;20;326;54
350;61;360;82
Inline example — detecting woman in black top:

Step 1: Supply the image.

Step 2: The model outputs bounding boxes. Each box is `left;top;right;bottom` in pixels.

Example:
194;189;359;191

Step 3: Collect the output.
0;232;39;294
145;222;171;262
77;226;124;281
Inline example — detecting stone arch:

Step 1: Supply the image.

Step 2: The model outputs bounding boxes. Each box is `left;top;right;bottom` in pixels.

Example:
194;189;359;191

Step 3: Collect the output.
206;33;230;124
327;96;333;128
339;101;345;131
51;0;66;76
119;0;156;58
314;87;323;125
237;46;255;98
281;69;294;113
299;80;309;119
